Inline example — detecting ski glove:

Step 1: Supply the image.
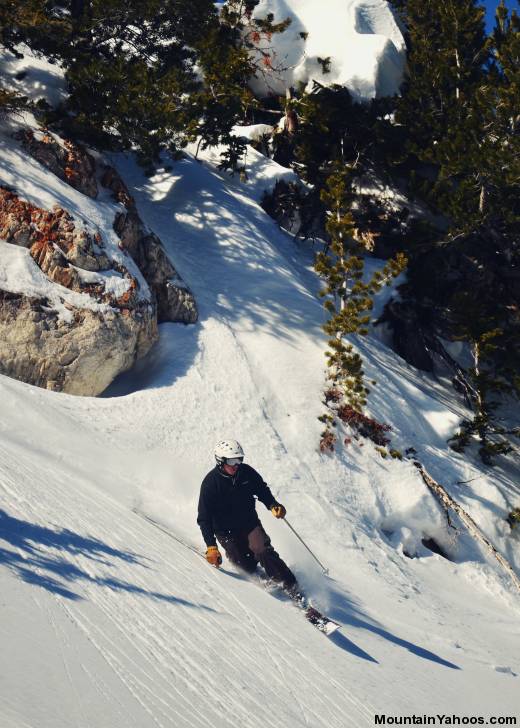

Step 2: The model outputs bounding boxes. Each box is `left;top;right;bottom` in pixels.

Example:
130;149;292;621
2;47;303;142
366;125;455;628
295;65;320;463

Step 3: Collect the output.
206;546;222;567
271;503;286;519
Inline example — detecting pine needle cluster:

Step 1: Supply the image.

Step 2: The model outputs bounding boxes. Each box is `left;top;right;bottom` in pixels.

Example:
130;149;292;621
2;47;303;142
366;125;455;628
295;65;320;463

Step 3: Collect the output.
508;507;520;529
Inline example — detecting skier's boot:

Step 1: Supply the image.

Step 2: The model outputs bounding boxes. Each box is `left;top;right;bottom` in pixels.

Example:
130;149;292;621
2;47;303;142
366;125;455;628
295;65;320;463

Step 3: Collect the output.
284;582;305;604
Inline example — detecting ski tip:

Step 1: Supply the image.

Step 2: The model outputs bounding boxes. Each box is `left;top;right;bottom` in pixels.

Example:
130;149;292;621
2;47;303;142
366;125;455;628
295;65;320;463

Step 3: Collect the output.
323;621;341;636
305;607;341;636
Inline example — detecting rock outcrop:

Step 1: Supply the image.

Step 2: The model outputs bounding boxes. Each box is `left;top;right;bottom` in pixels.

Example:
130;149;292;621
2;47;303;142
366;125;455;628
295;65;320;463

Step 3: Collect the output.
0;289;155;395
16;129;198;324
0;189;138;305
17;130;198;324
0;126;198;396
0;189;111;273
15;129;99;199
106;167;197;324
0;188;157;395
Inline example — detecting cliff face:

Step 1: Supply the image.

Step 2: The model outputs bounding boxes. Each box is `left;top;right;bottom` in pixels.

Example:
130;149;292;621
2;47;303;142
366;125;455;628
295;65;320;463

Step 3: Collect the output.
0;128;197;396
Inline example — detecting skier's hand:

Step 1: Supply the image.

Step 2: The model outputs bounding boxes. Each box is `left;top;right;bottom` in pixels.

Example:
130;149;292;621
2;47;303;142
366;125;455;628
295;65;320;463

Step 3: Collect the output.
206;546;222;567
271;503;286;519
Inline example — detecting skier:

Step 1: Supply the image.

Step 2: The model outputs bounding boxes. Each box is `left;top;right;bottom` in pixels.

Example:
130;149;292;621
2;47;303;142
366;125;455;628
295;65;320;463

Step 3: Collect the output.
197;440;298;592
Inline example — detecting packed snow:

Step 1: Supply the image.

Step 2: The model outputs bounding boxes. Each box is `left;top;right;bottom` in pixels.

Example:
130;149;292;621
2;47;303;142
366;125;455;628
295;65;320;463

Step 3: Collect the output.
189;132;301;203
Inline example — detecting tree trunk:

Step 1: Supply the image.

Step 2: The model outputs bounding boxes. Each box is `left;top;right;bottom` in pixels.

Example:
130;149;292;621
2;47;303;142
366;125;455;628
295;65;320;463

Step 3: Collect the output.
454;47;461;102
472;341;489;451
479;182;487;215
412;460;520;592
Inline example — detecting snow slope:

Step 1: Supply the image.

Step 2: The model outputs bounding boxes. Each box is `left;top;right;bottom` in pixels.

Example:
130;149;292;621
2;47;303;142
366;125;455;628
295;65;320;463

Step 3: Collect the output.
249;0;406;98
1;143;519;728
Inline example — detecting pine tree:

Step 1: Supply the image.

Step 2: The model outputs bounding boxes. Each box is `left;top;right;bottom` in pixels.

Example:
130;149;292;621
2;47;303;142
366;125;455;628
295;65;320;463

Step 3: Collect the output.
270;83;399;242
193;4;260;174
315;161;406;450
219;0;291;80
433;1;519;231
292;84;396;187
392;0;519;465
58;0;217;168
394;0;490;224
0;86;25;116
436;3;519;463
396;0;488;166
56;0;291;171
395;0;516;233
0;1;292;170
0;0;56;51
479;0;520;226
194;1;291;172
448;287;519;465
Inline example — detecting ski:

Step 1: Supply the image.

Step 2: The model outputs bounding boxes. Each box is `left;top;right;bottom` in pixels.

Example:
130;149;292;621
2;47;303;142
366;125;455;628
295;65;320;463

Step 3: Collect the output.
260;579;341;636
303;606;341;636
133;508;341;636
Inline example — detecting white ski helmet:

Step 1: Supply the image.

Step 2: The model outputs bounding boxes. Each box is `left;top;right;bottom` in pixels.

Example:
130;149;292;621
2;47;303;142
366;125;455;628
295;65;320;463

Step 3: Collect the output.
214;439;244;465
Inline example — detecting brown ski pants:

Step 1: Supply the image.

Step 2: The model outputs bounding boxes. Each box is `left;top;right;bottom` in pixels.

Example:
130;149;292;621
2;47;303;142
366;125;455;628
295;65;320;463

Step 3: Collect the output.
216;524;296;589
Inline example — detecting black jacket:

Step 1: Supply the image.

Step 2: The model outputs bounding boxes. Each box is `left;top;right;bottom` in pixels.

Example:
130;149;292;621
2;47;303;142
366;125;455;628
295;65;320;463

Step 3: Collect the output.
197;464;277;547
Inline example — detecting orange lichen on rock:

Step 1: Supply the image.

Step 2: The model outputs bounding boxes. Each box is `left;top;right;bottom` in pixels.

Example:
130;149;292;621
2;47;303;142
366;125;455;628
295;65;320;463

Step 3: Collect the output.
0;187;125;303
29;238;79;291
115;275;138;308
49;265;77;289
15;130;98;198
0;187;111;273
62;140;97;196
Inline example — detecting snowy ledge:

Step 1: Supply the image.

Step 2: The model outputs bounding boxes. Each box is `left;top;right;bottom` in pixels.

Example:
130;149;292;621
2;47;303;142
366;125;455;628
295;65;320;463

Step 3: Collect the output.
0;242;116;323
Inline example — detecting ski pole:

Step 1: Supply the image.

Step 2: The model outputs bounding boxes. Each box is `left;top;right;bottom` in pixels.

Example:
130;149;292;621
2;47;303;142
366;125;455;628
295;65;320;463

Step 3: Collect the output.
283;518;329;575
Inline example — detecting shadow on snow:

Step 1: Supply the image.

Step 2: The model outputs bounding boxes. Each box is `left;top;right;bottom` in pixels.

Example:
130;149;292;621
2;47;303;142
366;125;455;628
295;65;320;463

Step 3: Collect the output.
101;322;200;396
0;509;214;610
102;156;325;397
218;565;378;663
327;581;460;670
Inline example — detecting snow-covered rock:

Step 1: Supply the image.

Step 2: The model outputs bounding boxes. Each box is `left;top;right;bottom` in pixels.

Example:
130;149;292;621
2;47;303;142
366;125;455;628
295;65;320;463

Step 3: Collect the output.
232;123;275;141
0;192;158;395
0;45;197;395
0;274;156;396
250;0;406;99
0;119;197;395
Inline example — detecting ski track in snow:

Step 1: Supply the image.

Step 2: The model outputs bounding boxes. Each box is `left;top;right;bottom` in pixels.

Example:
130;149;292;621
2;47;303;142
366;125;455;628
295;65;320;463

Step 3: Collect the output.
1;436;375;727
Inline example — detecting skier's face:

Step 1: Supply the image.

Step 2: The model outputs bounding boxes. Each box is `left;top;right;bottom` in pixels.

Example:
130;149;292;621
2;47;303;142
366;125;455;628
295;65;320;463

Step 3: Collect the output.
222;458;242;475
